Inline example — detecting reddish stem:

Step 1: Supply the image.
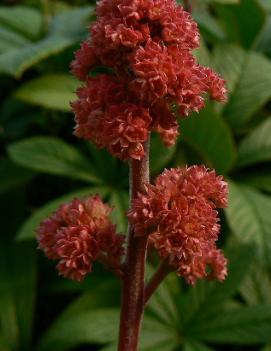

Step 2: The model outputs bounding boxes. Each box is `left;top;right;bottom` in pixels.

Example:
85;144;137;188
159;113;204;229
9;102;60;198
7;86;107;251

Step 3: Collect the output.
144;260;173;305
118;139;150;351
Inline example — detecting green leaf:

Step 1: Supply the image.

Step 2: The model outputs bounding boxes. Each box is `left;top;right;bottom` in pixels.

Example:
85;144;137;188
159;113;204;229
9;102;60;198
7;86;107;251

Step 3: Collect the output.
242;169;271;192
38;280;120;351
255;15;271;55
37;308;119;351
181;244;254;327
193;9;226;42
184;340;214;351
258;0;271;12
193;40;211;67
180;105;236;174
0;27;30;53
100;314;179;351
0;36;71;78
17;186;108;241
7;137;100;183
40;270;178;351
150;133;176;174
0;158;33;194
0;6;94;78
225;181;271;265
56;280;121;320
0;241;37;349
240;264;271;305
189;305;271;344
48;6;94;40
0;6;43;41
212;44;246;94
139;315;179;351
222;51;271;129
0;332;10;351
14;74;78;111
211;0;239;3
237;117;271;167
99;315;178;351
109;191;129;233
213;0;265;48
146;267;179;326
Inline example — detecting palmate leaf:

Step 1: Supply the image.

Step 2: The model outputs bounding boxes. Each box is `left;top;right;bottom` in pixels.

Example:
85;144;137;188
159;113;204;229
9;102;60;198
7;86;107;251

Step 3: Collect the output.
7;137;100;183
0;35;72;78
212;44;246;94
213;44;271;129
239;264;271;306
180;105;236;174
259;0;271;11
139;316;179;351
39;310;178;351
0;241;37;350
37;280;119;351
180;244;254;328
193;40;211;67
14;74;78;111
255;15;271;56
237;117;271;167
241;169;271;193
16;186;109;241
146;267;179;326
37;308;119;351
193;9;226;42
0;6;94;78
38;277;178;351
189;305;271;345
211;0;239;3
0;6;43;41
225;181;271;265
0;27;30;53
0;332;10;351
184;340;214;351
213;0;265;49
48;6;94;40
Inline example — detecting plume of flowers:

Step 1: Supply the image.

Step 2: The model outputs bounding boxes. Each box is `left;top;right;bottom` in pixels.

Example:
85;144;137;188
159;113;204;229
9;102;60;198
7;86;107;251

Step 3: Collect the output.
128;165;228;284
71;0;227;161
37;195;125;282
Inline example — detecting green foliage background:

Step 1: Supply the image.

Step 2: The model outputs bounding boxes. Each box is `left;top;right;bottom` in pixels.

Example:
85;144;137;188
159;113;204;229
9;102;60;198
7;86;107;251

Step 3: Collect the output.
1;0;271;350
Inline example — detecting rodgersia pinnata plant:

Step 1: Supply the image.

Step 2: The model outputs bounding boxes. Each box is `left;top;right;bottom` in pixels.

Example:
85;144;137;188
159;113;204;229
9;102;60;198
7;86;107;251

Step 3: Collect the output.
37;0;228;350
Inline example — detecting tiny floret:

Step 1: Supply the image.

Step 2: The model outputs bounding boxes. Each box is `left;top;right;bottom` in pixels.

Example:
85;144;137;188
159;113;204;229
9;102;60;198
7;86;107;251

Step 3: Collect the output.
37;195;124;281
128;165;228;284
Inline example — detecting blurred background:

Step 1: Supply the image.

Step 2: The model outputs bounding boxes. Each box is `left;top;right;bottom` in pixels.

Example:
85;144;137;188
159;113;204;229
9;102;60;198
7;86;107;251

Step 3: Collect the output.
1;0;271;350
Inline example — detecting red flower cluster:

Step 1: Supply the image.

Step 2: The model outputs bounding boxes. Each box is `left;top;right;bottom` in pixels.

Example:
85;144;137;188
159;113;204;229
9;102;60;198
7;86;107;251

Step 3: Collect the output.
71;0;227;160
128;165;228;284
37;195;124;282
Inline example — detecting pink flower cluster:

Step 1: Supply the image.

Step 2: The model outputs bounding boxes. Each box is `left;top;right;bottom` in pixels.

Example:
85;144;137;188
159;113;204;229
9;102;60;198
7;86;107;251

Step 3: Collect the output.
128;165;228;284
71;0;227;160
37;195;124;282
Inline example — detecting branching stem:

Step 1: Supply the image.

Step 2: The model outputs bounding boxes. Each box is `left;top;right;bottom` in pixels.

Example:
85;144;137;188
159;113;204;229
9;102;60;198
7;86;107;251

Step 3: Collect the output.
118;138;150;351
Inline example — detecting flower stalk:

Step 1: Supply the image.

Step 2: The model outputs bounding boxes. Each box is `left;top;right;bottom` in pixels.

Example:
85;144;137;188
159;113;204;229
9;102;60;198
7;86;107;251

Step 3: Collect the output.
118;139;150;351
